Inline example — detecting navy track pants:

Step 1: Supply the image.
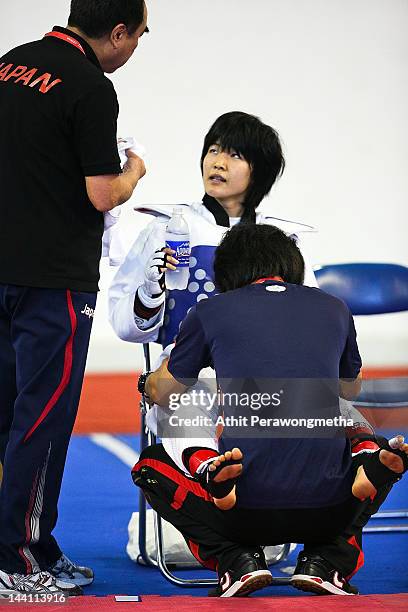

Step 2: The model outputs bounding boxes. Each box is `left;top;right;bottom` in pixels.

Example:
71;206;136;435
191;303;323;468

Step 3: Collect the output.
0;284;96;574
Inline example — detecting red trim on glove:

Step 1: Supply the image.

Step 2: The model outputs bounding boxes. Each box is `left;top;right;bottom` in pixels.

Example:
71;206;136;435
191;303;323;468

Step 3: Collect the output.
187;449;219;476
352;440;380;455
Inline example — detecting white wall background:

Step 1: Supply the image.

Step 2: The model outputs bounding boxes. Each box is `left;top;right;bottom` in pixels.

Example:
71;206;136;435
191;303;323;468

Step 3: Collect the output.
2;1;408;370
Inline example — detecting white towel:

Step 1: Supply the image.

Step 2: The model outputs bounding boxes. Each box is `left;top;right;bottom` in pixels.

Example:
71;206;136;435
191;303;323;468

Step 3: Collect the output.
117;136;147;167
102;137;147;265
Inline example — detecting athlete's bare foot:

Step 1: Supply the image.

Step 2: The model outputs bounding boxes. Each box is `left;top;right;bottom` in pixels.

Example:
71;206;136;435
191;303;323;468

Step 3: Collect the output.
352;435;408;500
208;448;243;510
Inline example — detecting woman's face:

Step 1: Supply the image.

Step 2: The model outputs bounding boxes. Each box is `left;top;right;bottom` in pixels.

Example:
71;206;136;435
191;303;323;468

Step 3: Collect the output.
202;144;252;215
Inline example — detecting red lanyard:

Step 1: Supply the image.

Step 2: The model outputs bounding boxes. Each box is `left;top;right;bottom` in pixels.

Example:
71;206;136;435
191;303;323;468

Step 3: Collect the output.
253;276;284;284
44;31;86;56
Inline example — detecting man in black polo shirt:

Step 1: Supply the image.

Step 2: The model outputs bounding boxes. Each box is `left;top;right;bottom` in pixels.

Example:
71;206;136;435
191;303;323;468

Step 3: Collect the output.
134;224;408;597
0;0;149;597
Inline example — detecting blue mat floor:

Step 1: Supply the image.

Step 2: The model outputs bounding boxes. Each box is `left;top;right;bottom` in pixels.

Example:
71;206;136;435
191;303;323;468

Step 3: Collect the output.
54;433;408;597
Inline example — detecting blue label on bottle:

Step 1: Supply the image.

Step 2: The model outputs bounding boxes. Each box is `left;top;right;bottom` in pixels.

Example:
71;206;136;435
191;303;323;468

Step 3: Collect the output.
166;240;190;267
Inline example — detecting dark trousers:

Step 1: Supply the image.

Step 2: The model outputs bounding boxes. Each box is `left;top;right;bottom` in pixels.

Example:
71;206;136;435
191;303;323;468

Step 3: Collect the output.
0;284;96;574
133;443;390;579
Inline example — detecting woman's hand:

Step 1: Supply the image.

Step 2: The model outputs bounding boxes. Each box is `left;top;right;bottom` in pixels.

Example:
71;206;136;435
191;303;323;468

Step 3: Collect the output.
137;247;179;307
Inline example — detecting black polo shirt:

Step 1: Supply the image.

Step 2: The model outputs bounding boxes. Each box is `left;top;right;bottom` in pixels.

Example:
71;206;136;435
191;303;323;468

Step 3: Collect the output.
168;281;362;509
0;27;122;291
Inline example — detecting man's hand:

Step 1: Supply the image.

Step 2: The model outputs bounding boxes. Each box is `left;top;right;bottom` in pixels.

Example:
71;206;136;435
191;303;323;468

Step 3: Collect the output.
85;149;146;213
340;372;362;400
123;149;146;180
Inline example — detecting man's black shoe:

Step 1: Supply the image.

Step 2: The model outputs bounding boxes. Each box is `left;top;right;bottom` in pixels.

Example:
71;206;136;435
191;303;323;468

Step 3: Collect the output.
208;549;272;597
290;552;358;596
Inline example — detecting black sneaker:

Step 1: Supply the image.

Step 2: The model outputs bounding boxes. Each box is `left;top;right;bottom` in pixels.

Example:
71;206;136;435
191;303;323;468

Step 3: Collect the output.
209;550;272;598
290;552;358;596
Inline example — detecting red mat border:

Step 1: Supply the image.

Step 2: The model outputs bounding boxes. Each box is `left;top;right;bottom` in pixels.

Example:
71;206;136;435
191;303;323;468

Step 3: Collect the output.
5;593;408;611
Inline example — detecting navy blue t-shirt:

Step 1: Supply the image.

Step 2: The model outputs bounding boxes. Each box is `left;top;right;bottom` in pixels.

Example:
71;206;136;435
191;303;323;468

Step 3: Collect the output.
168;280;362;509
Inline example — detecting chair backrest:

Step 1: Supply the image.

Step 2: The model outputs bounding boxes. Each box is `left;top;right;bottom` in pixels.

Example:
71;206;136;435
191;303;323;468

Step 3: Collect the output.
314;263;408;315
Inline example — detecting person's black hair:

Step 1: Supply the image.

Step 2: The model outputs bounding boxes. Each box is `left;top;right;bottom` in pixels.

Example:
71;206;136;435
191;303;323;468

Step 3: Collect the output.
68;0;145;38
213;223;304;292
201;111;285;224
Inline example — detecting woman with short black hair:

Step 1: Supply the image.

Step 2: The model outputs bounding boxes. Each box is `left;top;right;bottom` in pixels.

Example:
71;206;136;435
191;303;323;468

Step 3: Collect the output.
109;110;316;351
200;111;285;224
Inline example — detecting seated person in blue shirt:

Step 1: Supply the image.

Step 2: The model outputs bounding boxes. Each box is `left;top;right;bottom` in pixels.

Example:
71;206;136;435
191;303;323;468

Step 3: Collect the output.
133;224;408;598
